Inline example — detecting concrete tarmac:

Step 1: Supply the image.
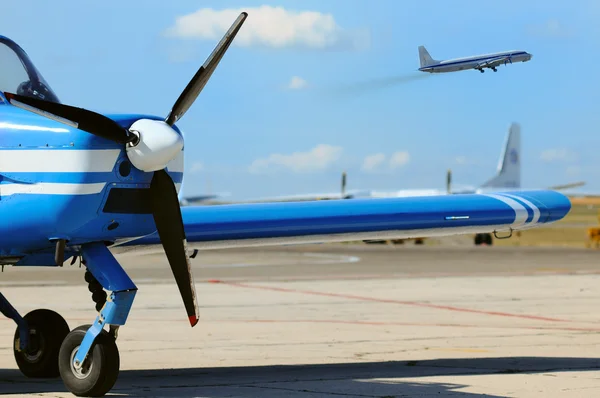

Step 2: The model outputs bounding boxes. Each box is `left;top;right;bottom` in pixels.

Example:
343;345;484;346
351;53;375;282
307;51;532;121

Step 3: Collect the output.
2;244;600;397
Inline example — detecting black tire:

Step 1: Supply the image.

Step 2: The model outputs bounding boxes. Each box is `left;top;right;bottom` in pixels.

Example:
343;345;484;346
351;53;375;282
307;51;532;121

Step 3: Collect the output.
414;238;424;245
58;325;120;397
485;233;493;245
13;309;70;378
474;234;482;245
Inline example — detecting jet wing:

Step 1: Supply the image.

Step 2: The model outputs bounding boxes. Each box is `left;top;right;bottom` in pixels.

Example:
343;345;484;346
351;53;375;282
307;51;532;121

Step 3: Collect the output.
179;194;220;206
220;192;345;203
475;56;511;69
547;181;586;191
116;190;570;252
183;189;373;205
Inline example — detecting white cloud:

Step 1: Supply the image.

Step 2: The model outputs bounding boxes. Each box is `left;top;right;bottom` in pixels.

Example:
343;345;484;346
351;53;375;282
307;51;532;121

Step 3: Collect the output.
540;148;576;162
287;76;308;90
389;151;410;169
361;153;386;172
249;144;343;174
190;162;204;173
164;6;369;51
526;19;572;38
455;156;468;165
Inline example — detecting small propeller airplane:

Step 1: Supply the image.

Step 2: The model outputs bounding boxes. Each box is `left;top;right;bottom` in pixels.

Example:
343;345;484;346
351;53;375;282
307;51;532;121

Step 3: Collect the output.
0;12;571;397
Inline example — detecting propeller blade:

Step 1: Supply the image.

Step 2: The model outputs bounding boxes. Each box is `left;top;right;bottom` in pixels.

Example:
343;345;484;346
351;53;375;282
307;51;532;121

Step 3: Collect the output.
341;171;347;198
165;12;248;126
4;92;132;144
149;169;199;327
446;169;452;194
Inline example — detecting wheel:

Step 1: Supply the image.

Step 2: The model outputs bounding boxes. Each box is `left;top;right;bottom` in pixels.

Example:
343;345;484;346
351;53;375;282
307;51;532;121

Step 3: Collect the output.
414;238;424;245
58;325;120;397
485;233;493;245
479;69;484;73
13;309;70;378
474;234;482;245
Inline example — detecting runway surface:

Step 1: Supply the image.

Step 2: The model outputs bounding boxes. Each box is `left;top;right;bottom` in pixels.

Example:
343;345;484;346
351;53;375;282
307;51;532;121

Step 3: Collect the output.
2;244;600;397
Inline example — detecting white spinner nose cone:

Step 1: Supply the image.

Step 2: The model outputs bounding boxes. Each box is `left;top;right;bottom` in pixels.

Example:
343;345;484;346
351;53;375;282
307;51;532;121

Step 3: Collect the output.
126;119;184;172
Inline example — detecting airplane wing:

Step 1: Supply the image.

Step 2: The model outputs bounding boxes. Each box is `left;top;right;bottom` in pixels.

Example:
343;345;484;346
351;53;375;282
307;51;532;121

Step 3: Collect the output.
181;172;362;204
179;194;220;206
547;181;586;191
181;190;374;205
115;189;570;252
475;56;512;69
563;190;600;198
228;192;346;203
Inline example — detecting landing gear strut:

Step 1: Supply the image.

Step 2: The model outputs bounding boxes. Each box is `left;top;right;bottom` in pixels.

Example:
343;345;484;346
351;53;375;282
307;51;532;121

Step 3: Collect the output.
57;242;137;397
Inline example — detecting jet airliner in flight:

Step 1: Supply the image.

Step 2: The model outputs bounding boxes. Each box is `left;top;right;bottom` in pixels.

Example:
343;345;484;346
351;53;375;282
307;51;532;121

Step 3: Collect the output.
418;46;532;74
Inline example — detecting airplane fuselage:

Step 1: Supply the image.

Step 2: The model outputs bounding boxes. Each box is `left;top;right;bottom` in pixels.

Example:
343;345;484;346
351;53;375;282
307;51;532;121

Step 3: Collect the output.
419;50;532;73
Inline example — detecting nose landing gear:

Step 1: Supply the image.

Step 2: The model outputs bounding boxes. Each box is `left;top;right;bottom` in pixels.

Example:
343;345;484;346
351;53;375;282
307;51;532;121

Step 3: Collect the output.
55;242;137;397
2;241;137;397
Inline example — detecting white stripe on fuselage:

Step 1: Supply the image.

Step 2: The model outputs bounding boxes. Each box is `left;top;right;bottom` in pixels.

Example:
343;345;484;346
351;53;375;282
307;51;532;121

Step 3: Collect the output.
0;182;106;196
440;50;519;65
0;149;121;173
0;122;70;133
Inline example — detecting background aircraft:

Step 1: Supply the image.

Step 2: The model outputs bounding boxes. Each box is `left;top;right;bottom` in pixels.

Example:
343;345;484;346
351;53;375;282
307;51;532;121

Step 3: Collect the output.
184;122;584;202
178;194;218;206
0;13;572;397
418;46;533;74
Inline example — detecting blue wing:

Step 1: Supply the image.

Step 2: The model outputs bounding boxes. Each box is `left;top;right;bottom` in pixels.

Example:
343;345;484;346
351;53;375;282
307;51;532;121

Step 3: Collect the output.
117;190;570;252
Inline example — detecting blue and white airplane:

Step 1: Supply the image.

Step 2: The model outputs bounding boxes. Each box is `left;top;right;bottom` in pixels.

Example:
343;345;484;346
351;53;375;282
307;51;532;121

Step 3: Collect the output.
418;46;533;74
0;13;571;397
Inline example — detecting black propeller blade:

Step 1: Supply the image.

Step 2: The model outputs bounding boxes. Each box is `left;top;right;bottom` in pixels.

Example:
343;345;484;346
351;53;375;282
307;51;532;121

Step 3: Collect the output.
149;11;247;327
4;92;133;144
165;12;248;126
150;169;199;326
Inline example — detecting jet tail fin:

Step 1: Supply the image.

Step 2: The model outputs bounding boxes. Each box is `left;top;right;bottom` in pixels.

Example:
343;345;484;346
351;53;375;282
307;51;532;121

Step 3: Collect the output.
418;46;439;68
480;123;521;189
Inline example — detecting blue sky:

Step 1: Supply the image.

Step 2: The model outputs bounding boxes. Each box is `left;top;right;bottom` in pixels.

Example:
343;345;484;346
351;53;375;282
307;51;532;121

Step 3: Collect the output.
3;1;599;200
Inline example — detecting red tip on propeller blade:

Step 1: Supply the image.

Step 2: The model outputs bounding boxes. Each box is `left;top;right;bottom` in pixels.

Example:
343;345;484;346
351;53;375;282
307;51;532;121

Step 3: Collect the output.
189;315;199;327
